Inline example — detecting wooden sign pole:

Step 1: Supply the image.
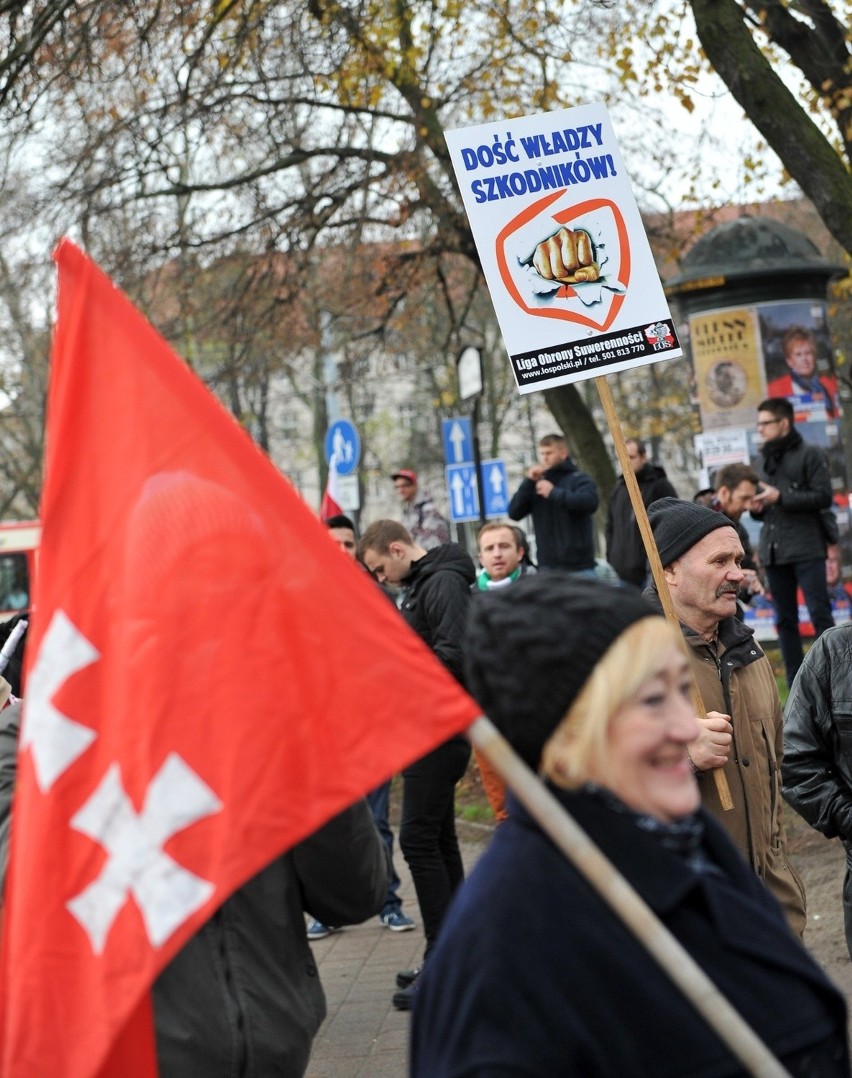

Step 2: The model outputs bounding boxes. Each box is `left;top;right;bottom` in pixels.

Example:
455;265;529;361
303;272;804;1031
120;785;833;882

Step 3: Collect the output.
595;375;733;812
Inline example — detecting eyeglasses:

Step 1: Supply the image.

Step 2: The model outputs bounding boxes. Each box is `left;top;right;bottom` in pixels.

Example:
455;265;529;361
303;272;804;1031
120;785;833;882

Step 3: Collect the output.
756;419;780;429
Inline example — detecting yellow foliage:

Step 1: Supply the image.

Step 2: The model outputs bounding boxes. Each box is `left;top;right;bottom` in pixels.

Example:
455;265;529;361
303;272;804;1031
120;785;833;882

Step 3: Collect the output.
833;273;852;301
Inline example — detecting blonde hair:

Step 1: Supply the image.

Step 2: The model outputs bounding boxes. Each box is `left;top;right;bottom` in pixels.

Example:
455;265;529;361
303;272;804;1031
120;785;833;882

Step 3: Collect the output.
540;617;683;788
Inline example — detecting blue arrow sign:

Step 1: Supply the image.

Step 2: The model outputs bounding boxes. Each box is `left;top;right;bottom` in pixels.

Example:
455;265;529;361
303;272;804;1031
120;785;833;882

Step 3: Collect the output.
481;459;509;518
324;419;361;476
441;417;473;466
445;463;480;522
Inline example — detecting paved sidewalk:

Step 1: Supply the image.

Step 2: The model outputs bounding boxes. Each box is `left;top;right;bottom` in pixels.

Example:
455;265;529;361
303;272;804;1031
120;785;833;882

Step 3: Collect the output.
306;831;489;1078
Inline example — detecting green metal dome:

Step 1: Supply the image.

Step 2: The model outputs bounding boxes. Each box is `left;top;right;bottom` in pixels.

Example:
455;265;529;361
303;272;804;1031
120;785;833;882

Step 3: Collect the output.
666;214;845;295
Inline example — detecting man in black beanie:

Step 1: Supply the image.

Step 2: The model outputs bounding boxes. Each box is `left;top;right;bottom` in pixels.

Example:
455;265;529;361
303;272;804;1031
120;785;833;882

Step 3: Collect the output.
645;497;806;937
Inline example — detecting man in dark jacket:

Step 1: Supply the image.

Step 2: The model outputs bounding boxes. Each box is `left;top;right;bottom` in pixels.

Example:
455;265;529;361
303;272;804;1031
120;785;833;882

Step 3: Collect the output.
750;397;834;685
359;520;473;1010
0;701;388;1078
605;438;676;587
508;433;598;572
783;625;852;960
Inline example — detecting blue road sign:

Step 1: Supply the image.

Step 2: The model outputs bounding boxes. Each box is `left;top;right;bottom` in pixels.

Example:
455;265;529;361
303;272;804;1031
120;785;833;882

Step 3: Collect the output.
441;417;473;466
324;419;360;476
481;459;509;518
445;463;480;522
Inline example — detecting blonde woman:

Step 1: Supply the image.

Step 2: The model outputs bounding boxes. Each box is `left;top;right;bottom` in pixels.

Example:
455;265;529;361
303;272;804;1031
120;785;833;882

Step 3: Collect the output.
411;575;848;1077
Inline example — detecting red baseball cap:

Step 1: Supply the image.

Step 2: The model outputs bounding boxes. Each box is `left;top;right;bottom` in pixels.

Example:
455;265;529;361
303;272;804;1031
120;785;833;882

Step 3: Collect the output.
391;469;417;484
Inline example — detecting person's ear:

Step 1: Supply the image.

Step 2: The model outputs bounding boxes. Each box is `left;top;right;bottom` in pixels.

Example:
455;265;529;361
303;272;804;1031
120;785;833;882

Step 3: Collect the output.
663;562;678;587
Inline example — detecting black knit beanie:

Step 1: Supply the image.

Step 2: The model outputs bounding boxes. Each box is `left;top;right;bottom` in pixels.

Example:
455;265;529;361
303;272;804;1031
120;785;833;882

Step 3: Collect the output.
464;574;658;769
647;496;734;568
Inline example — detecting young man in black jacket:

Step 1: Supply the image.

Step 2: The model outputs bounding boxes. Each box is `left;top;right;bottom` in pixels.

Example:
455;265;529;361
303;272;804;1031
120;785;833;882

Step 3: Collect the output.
359;520;474;1011
750;397;834;684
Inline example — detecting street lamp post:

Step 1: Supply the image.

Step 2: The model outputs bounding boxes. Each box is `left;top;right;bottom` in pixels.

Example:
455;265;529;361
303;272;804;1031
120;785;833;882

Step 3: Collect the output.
456;346;485;538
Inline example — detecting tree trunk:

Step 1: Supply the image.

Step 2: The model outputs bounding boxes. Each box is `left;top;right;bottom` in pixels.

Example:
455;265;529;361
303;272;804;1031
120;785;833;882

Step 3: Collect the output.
690;0;852;256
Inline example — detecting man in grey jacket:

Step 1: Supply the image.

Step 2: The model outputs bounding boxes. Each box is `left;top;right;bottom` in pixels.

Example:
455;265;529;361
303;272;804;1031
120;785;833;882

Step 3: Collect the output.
390;469;450;550
0;701;388;1077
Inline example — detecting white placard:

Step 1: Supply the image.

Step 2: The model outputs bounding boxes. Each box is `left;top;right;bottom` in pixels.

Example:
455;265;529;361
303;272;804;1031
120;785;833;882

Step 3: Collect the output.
445;103;683;394
336;474;360;512
700;429;751;474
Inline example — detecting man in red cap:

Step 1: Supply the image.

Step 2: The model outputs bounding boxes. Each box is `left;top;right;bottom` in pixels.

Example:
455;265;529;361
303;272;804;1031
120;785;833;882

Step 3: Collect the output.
391;469;450;550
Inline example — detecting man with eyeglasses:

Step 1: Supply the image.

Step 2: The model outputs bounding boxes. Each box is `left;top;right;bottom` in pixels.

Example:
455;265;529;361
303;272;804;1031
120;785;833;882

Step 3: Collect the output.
750;397;834;685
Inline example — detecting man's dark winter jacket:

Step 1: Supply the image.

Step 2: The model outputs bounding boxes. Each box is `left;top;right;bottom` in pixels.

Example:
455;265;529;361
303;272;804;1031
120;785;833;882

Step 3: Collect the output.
752;429;833;566
0;703;389;1078
605;462;676;585
508;459;598;571
399;542;475;685
783;624;852;847
153;805;387;1077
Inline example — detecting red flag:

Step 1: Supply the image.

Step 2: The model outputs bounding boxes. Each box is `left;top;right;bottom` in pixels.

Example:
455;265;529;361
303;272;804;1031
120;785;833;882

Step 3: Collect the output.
320;450;344;520
0;241;480;1077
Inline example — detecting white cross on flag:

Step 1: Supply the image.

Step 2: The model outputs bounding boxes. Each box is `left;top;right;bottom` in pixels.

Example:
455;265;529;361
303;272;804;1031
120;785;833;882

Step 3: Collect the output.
0;241;481;1077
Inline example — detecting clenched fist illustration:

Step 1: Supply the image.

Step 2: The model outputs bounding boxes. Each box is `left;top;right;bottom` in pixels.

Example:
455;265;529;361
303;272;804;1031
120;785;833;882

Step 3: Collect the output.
531;227;599;283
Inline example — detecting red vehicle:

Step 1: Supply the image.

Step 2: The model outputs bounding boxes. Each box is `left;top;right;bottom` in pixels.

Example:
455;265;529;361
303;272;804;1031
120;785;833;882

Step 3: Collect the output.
0;520;39;621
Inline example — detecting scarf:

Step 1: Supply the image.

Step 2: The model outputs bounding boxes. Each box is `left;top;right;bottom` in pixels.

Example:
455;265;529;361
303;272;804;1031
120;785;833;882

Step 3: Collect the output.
582;783;724;878
790;371;837;417
760;426;803;476
476;566;521;590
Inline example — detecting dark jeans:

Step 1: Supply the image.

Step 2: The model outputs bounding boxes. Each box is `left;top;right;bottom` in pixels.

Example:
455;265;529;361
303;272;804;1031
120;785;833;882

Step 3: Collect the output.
766;558;834;686
400;735;471;957
366;779;402;915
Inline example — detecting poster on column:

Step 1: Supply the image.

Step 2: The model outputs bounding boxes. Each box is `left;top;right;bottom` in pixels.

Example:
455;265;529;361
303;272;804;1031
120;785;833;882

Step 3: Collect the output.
690;307;765;431
444;103;683;394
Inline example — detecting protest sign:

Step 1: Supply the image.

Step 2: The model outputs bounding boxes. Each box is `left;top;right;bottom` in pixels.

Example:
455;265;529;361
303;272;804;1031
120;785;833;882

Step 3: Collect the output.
445;103;683;393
